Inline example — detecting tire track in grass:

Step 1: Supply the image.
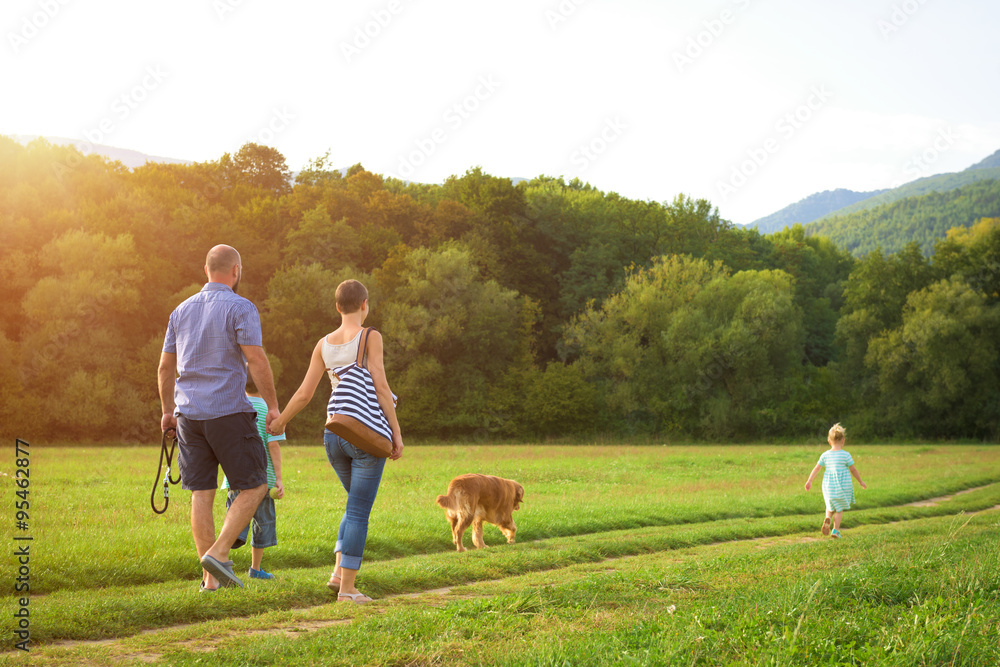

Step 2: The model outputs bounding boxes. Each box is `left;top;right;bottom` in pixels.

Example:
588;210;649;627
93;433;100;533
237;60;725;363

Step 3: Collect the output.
903;485;991;507
27;487;1000;663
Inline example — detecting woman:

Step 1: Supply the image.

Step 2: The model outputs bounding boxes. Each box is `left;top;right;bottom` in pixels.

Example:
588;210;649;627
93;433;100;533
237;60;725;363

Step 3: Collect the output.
269;279;403;603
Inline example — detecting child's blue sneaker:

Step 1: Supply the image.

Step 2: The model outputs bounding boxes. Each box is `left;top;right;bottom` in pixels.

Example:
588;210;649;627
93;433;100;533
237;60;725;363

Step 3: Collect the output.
830;529;842;539
249;567;275;580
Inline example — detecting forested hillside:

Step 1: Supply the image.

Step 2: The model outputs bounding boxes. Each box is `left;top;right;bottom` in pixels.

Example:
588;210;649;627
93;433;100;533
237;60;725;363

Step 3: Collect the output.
817;168;1000;220
805;179;1000;256
966;148;1000;171
750;188;885;234
2;137;998;442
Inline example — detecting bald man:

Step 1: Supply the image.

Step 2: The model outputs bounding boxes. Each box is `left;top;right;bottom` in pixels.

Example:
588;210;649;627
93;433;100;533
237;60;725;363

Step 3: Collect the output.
158;245;281;591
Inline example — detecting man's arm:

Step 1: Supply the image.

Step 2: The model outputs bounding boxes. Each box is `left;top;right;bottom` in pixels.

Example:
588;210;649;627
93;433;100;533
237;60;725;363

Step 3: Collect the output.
242;345;280;428
158;351;178;432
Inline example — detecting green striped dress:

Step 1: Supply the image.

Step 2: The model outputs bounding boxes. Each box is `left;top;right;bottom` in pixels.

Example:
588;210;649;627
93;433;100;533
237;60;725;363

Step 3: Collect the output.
818;449;855;512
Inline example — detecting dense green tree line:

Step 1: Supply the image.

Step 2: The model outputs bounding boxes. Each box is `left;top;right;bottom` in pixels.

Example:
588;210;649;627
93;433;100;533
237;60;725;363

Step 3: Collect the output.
1;137;998;442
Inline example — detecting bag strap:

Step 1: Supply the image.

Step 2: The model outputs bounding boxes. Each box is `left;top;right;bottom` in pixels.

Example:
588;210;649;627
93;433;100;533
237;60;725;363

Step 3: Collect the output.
355;327;373;369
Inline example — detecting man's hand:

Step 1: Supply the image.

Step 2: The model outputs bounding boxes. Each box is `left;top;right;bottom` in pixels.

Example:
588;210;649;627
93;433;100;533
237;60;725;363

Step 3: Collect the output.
161;413;177;432
804;480;812;491
272;480;285;499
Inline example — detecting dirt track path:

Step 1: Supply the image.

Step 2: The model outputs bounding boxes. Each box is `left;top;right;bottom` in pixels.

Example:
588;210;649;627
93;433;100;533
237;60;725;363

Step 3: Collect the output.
38;487;1000;663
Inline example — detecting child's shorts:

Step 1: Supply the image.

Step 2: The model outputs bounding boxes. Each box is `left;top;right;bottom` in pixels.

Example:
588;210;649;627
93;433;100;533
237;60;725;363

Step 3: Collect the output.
226;489;277;549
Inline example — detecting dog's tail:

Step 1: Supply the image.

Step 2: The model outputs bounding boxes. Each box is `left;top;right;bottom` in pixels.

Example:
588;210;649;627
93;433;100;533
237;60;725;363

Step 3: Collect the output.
436;493;455;510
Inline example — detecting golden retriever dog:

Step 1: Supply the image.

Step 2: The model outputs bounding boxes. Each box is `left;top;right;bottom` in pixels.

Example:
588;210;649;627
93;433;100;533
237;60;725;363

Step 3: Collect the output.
436;474;524;552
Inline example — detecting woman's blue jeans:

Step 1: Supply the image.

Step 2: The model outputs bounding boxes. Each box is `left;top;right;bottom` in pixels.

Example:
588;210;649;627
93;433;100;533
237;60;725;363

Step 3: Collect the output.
323;431;386;570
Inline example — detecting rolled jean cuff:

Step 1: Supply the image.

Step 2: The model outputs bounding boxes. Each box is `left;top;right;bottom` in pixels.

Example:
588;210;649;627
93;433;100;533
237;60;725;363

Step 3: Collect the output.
336;541;363;570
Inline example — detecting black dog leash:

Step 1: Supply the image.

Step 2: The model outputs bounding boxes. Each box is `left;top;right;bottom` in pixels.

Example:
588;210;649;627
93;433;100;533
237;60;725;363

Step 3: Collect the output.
151;428;182;514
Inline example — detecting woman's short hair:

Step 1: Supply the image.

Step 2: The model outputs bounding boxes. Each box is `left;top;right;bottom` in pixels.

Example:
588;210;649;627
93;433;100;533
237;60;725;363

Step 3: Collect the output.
828;422;846;443
336;279;369;314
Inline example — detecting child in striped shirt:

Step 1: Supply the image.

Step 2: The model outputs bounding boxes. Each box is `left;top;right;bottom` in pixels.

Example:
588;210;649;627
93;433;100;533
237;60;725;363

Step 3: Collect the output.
221;375;285;579
804;423;866;538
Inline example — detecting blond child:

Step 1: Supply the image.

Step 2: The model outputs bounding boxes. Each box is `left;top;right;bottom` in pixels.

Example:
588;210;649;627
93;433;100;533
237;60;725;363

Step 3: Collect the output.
804;423;866;538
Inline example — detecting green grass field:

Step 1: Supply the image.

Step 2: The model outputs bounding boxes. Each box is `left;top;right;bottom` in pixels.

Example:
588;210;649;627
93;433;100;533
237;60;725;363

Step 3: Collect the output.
2;442;999;665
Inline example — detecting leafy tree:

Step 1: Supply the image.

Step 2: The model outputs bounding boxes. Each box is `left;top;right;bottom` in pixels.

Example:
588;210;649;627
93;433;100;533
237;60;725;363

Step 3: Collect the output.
933;217;1000;301
282;206;361;271
374;244;537;436
867;278;1000;438
222;142;292;195
565;255;805;438
764;225;854;366
834;243;933;391
294;150;344;187
19;230;149;440
522;362;597;436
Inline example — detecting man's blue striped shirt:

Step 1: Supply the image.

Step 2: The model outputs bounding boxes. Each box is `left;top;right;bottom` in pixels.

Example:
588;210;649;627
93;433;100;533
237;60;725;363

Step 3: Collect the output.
163;282;262;420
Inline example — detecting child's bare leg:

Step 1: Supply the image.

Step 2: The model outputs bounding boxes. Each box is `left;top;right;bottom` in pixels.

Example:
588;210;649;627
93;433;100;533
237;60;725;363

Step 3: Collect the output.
833;511;843;531
251;547;263;571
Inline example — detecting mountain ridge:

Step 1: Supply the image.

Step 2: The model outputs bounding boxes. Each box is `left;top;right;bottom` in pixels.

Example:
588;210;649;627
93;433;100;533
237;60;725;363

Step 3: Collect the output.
750;187;887;235
750;147;1000;233
11;134;191;169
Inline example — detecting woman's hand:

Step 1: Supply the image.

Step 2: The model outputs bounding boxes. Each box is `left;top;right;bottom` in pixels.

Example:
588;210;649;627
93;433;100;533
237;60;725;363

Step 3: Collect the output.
390;434;404;461
268;416;286;436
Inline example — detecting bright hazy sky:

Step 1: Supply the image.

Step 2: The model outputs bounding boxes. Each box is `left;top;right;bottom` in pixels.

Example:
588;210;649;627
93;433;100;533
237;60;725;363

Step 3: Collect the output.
5;0;1000;224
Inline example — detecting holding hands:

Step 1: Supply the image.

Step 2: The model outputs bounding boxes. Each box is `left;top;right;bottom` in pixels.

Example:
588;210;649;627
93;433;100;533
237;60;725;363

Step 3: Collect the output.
267;411;285;436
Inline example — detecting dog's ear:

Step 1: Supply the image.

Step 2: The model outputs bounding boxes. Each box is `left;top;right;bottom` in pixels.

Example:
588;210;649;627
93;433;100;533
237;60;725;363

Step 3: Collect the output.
514;483;524;509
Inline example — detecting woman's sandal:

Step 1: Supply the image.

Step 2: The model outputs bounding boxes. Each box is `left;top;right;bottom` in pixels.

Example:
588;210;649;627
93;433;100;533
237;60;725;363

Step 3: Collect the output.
326;574;341;591
338;592;372;604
